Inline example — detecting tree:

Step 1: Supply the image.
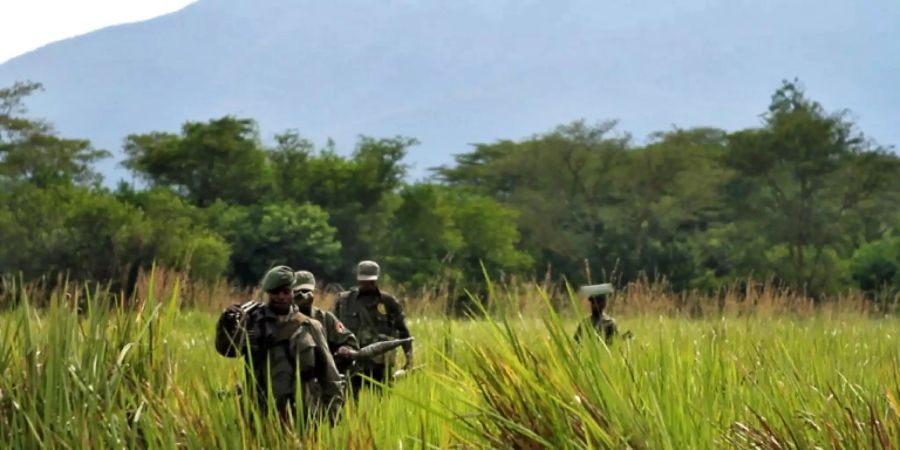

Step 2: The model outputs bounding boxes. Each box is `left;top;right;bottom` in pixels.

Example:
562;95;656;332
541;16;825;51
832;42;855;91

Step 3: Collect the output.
722;80;899;296
378;183;464;286
377;183;531;296
115;186;232;283
0;184;149;287
205;200;342;286
269;134;417;280
602;128;732;290
268;130;316;198
0;183;72;279
0;81;109;187
123;116;274;207
449;190;532;282
0;182;232;289
434;120;731;288
3;78;896;299
850;236;898;299
435;120;633;280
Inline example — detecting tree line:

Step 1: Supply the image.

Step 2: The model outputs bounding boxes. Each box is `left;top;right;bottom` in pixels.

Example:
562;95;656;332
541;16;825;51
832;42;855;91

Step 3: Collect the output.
1;80;898;302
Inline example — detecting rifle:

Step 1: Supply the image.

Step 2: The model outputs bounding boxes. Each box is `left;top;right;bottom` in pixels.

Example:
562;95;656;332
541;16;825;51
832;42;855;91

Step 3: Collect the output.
349;337;414;361
337;337;419;389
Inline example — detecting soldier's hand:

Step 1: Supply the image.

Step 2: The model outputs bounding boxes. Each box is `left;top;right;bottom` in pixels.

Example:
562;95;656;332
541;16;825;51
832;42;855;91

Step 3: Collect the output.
335;346;357;360
403;351;413;370
223;303;243;323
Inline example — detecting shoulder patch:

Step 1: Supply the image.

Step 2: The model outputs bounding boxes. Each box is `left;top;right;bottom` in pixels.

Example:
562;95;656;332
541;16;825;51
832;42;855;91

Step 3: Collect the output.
335;321;346;333
376;303;388;315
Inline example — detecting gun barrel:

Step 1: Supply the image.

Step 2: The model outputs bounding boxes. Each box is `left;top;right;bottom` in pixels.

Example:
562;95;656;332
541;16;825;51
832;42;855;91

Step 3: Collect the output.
353;337;414;360
240;301;263;313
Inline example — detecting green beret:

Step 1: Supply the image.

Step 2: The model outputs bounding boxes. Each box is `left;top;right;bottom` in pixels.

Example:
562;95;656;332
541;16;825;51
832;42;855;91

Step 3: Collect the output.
262;265;295;291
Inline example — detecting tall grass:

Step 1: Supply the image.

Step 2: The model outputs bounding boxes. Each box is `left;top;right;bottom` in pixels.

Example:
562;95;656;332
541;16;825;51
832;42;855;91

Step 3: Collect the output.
0;270;897;448
443;289;900;448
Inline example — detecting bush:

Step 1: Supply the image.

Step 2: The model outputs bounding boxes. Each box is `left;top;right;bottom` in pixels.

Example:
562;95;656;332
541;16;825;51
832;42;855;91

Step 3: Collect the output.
850;235;899;303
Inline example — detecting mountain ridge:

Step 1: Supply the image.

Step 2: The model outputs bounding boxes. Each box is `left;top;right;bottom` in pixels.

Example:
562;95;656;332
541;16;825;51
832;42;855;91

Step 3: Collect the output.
2;0;898;183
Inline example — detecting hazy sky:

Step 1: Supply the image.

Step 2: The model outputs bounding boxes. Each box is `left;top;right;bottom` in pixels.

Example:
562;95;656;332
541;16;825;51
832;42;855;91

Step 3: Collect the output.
0;0;196;63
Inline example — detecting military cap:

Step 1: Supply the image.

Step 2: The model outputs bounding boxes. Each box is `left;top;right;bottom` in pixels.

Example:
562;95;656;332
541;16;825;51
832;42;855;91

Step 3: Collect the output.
293;270;316;291
357;260;380;281
262;265;295;291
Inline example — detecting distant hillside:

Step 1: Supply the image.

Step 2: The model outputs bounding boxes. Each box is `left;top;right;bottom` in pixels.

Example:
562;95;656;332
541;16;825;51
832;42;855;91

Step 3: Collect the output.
1;0;898;183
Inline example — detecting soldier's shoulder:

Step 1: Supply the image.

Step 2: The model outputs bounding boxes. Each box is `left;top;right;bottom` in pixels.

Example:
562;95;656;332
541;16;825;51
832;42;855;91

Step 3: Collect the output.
379;291;403;307
335;288;358;302
319;308;341;321
292;312;325;331
321;309;352;335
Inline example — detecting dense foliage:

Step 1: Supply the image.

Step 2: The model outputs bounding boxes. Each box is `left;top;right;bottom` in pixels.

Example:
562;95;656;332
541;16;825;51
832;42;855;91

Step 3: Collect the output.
1;79;898;301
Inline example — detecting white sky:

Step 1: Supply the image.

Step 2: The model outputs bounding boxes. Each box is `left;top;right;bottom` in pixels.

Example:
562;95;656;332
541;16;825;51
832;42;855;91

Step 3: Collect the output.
0;0;197;63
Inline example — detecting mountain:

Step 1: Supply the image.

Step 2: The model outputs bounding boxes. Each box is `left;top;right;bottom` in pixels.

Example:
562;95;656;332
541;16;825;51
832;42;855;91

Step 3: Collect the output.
1;0;898;184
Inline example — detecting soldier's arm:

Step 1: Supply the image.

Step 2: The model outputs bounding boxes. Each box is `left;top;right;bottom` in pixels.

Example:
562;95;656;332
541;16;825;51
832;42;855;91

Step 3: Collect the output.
309;321;344;421
214;306;246;358
324;310;359;351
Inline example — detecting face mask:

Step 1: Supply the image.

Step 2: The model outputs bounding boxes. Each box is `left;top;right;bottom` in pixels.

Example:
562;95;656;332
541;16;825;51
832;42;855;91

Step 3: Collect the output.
293;289;314;314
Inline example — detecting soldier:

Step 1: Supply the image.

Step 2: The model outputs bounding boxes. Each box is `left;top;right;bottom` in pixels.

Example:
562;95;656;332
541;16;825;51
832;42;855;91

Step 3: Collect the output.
573;283;619;345
334;260;413;393
215;265;343;424
292;270;359;372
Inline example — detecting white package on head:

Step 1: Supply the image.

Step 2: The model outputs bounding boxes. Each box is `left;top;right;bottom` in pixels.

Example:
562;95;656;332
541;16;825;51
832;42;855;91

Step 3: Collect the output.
578;283;614;297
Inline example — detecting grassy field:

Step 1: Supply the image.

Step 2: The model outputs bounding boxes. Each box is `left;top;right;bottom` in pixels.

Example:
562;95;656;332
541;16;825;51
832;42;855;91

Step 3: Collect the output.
0;275;898;449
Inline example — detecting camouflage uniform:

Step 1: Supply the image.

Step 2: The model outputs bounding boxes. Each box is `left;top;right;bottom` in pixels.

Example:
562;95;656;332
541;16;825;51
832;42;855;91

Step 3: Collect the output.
215;267;343;422
334;288;411;360
310;307;359;357
334;261;413;392
291;271;359;358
